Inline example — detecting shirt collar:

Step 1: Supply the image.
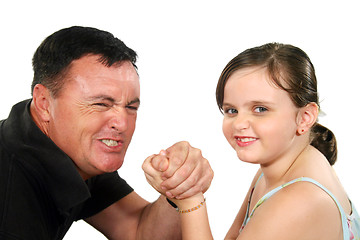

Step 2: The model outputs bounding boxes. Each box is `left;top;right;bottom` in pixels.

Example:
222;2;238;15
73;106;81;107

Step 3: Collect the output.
1;99;91;213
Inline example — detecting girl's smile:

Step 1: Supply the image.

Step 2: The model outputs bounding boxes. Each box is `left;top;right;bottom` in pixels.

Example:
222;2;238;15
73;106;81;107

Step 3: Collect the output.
235;136;258;147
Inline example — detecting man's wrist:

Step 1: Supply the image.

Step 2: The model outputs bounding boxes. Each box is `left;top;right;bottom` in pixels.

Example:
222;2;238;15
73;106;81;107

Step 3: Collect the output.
166;198;178;209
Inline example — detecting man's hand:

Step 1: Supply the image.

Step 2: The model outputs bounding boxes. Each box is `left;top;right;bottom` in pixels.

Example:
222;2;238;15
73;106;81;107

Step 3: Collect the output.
143;141;213;200
142;152;168;195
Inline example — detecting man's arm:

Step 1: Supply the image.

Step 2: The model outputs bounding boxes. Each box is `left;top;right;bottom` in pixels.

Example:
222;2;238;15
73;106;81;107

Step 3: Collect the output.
85;191;181;240
86;141;212;239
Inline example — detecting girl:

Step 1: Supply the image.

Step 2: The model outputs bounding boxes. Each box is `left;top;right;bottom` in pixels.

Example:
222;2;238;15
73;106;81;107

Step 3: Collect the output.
143;43;360;239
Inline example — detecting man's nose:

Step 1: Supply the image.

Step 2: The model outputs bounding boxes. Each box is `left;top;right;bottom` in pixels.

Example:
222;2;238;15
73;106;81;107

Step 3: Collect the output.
109;108;128;132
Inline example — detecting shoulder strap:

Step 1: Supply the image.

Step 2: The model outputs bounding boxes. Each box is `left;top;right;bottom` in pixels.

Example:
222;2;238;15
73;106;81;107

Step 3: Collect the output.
248;177;350;240
241;173;264;230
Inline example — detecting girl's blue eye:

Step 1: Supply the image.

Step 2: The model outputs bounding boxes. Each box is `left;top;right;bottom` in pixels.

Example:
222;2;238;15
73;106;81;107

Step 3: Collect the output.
224;108;238;114
254;106;267;113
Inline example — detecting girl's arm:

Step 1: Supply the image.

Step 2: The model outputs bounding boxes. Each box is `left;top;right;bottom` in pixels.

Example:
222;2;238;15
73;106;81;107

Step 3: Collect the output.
171;193;213;240
171;169;263;240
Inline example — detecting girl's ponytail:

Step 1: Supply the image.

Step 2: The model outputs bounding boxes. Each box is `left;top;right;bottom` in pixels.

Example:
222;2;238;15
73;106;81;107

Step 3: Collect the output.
310;123;337;165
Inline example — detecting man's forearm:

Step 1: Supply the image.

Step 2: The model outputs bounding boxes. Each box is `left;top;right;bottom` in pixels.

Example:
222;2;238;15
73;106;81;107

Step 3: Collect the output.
137;195;182;240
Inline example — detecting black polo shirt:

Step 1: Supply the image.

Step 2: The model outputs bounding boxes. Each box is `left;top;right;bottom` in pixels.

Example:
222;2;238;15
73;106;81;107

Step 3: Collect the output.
0;100;133;239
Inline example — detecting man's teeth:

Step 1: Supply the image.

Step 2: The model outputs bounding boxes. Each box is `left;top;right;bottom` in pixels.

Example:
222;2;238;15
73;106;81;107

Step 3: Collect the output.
237;137;256;142
101;139;118;146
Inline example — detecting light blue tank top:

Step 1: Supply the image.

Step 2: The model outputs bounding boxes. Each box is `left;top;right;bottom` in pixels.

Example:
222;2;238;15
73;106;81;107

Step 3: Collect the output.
241;174;360;239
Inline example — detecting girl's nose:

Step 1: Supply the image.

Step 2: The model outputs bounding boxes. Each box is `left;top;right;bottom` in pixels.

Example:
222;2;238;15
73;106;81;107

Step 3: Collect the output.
233;114;250;131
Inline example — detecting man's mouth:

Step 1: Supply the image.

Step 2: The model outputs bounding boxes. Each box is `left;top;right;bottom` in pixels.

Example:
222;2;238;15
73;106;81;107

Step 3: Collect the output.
101;139;119;147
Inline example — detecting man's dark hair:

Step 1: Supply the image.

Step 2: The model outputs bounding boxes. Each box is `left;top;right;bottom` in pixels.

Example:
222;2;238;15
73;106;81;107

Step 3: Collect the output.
31;26;137;97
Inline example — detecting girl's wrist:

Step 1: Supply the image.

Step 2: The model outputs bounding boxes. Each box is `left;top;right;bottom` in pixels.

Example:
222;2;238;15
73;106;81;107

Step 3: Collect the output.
170;192;204;210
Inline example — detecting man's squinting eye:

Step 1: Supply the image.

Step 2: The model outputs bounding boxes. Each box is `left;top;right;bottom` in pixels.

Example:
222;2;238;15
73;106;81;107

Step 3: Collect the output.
126;105;139;111
254;106;268;113
93;102;110;107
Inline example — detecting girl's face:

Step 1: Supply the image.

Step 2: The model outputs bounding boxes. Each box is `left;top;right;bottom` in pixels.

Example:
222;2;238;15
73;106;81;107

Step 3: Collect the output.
222;67;300;165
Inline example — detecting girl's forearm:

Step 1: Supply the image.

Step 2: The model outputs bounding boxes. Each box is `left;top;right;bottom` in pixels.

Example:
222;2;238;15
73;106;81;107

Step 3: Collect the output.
173;193;213;240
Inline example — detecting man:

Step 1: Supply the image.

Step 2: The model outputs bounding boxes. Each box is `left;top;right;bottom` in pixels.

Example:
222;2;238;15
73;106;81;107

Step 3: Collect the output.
0;26;213;239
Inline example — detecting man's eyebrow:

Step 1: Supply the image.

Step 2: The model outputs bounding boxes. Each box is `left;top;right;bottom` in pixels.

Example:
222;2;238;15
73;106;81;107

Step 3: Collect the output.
86;95;140;106
127;98;140;106
86;95;116;103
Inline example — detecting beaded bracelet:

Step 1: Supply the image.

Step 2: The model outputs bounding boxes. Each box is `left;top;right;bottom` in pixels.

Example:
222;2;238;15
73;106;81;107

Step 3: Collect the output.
176;198;206;214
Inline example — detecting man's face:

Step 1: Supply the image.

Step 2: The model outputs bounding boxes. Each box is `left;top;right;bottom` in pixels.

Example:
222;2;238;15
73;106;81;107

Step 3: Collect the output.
47;55;140;179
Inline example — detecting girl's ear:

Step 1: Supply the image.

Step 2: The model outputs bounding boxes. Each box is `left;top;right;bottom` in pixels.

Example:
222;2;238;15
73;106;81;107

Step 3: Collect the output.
296;102;319;135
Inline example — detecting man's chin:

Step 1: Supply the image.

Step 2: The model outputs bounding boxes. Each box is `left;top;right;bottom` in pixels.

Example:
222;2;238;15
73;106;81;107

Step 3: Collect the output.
99;158;125;173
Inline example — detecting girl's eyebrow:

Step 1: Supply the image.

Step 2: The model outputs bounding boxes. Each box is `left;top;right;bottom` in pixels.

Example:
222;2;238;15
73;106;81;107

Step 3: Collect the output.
222;102;234;108
222;100;274;108
249;100;274;105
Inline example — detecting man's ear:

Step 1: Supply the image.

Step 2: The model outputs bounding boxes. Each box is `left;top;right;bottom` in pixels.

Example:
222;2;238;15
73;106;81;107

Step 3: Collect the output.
296;102;319;135
31;84;52;122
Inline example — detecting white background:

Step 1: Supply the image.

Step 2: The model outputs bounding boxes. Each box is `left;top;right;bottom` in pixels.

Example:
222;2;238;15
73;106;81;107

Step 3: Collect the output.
1;1;359;239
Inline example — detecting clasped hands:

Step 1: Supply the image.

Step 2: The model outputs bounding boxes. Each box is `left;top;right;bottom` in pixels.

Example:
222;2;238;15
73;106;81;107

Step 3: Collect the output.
142;141;213;203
